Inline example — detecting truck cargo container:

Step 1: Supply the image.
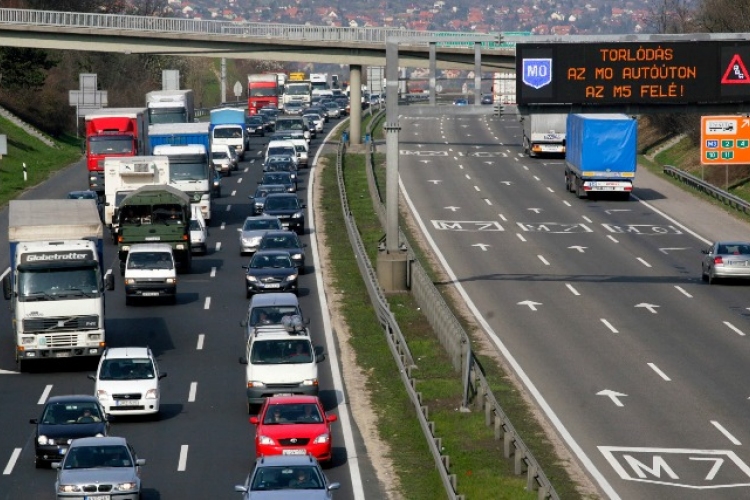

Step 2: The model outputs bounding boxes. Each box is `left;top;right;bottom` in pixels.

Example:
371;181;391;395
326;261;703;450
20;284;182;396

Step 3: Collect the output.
209;108;247;160
145;89;195;124
519;112;567;157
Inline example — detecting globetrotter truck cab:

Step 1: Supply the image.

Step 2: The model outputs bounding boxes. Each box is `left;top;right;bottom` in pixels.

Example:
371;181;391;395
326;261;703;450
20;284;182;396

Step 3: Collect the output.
238;301;323;413
3;199;115;371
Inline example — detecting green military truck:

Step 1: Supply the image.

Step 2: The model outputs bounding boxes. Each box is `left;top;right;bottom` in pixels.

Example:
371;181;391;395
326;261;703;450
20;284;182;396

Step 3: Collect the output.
116;184;192;274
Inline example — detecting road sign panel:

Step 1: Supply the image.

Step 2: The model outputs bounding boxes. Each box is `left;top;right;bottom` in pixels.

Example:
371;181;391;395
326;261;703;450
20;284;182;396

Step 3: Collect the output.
700;115;750;164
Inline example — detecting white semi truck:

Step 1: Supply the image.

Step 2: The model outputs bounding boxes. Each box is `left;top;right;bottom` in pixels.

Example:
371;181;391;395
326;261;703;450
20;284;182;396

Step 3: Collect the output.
3;199;114;371
519;112;568;157
145;89;195;125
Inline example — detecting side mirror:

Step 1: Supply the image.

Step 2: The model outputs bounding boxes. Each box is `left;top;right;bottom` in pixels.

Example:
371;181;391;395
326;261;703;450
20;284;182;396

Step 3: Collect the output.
326;414;338;423
2;275;11;300
104;273;115;291
87;374;96;381
29;418;38;424
249;416;259;425
51;462;62;470
702;248;710;254
159;372;167;379
135;458;146;466
239;357;248;365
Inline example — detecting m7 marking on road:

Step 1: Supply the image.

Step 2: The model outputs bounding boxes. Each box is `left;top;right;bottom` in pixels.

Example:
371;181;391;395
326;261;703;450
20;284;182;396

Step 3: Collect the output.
516;222;593;233
602;224;683;235
431;220;504;231
400;150;449;156
599;447;750;489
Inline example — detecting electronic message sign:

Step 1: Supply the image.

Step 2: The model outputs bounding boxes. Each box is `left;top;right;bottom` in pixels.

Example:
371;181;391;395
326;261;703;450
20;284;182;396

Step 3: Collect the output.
516;41;750;106
700;116;750;165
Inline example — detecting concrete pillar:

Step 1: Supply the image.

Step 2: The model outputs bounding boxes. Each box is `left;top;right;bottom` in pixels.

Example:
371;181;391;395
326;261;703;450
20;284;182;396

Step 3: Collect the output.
384;40;400;253
349;65;362;145
429;43;436;106
474;42;481;106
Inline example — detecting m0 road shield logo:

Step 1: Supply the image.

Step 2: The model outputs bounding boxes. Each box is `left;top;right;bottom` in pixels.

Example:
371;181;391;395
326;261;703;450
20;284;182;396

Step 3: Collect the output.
522;58;552;89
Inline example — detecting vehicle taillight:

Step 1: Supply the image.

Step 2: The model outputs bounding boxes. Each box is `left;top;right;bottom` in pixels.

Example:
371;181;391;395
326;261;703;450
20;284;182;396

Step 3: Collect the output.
714;256;724;265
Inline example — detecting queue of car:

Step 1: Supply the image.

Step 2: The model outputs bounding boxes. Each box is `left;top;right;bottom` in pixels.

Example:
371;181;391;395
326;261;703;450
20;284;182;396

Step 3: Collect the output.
36;98;345;499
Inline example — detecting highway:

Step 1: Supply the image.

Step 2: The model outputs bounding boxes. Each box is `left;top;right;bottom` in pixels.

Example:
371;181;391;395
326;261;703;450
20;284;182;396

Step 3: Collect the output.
396;106;750;499
0;123;384;499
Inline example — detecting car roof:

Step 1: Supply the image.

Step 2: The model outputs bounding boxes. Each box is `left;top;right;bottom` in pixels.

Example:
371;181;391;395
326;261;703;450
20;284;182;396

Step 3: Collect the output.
264;395;320;405
265;192;297;199
254;184;287;192
69;436;128;448
249;292;299;307
46;394;101;405
253;249;294;258
128;243;173;254
262;230;299;239
103;346;151;359
255;454;318;466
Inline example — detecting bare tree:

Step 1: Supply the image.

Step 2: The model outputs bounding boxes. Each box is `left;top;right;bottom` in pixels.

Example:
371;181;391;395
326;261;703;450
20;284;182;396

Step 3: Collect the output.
645;0;698;34
694;0;750;32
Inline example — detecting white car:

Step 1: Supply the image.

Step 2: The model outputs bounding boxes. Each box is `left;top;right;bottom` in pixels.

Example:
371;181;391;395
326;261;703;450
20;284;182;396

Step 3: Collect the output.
190;205;208;254
88;347;167;418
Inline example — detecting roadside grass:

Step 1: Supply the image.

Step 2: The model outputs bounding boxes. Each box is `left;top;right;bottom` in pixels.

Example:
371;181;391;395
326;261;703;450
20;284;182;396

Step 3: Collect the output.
0;115;81;205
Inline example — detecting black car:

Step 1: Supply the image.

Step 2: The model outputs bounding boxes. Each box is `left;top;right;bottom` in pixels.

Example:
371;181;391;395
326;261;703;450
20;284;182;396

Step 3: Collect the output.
212;169;222;197
263;155;299;181
30;395;109;468
258;230;307;273
249;184;288;215
245;115;266;137
260;171;296;193
481;94;494;105
243;249;299;297
262;193;306;234
258;107;279;130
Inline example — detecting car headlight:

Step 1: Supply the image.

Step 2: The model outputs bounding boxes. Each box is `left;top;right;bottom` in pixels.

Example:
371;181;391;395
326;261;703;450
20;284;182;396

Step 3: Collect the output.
290;253;302;260
124;278;135;285
166;278;177;285
313;433;330;444
285;273;298;282
121;245;130;252
247;381;265;388
175;244;185;250
292;212;304;219
96;389;111;400
258;435;276;446
302;378;318;386
115;482;138;492
22;336;35;345
246;275;258;283
59;484;84;493
145;389;158;399
38;435;51;445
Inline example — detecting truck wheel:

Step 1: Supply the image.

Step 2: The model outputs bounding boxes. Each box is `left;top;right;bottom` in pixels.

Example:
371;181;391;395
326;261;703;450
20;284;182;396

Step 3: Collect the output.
575;182;586;199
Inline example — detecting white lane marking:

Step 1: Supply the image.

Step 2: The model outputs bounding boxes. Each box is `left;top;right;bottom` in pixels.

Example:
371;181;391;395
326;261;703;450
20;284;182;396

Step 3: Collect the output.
607;235;619;243
538;255;550;266
244;167;249;172
601;319;619;333
210;267;216;278
221;222;226;230
637;257;652;268
465;174;471;180
237;178;243;184
648;363;671;381
226;205;232;212
474;186;480;192
3;448;21;475
204;297;211;310
188;382;197;402
712;421;741;445
516;233;526;242
215;242;222;252
38;385;53;405
674;286;692;298
458;165;464;169
563;200;571;207
1;267;9;280
547;187;554;193
724;321;746;336
177;445;189;471
566;284;580;296
533;175;540;181
499;214;507;222
484;199;492;206
582;216;593;223
523;165;529;170
231;190;237;197
196;334;205;350
632;195;712;246
309;124;365;500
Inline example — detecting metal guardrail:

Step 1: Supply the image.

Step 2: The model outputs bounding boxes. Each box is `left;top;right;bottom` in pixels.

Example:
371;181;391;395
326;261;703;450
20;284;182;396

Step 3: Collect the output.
340;111;559;498
0;8;511;49
663;165;750;214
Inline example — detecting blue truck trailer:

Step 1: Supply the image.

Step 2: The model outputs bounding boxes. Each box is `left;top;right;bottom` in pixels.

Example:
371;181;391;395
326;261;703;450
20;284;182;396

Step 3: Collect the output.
564;113;637;200
209;108;247;160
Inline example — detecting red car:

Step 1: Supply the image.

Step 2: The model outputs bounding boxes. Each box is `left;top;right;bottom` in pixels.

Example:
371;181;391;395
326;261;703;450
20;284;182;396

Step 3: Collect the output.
250;395;337;463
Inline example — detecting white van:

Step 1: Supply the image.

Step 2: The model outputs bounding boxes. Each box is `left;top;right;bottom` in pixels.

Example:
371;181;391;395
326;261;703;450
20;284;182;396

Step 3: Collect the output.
123;243;177;305
264;140;298;164
190;205;208;254
211;144;237;176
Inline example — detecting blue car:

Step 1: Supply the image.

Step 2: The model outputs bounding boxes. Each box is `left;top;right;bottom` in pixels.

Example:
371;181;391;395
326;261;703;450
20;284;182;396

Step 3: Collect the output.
453;98;468;106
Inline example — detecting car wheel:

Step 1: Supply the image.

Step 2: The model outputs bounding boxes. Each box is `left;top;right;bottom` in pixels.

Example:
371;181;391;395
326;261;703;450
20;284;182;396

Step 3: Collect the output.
34;457;43;469
708;270;717;285
298;265;305;275
701;265;708;282
246;290;252;299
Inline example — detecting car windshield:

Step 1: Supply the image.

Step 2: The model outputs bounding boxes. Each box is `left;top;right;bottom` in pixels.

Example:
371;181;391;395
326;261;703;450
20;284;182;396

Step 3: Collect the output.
41;402;104;425
249;254;293;269
99;358;155;381
718;244;750;254
244;218;282;231
265;197;298;210
250;306;301;326
263;403;323;424
250;339;313;365
264;174;290;185
127;251;174;270
250;465;324;491
63;445;133;470
260;235;298;250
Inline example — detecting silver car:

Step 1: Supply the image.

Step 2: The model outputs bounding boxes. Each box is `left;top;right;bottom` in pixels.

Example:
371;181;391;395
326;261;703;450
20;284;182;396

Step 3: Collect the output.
702;241;750;284
53;436;145;500
234;454;340;499
239;215;284;255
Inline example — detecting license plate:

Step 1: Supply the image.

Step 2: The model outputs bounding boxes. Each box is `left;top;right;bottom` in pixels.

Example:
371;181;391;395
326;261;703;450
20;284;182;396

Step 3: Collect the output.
282;449;306;455
276;393;293;396
116;400;140;406
142;292;159;296
55;352;70;358
145;236;161;241
85;496;110;500
264;284;281;289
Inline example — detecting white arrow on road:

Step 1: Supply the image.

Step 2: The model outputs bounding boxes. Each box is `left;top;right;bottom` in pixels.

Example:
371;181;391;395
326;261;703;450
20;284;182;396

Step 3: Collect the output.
428;180;442;184
472;243;490;251
528;208;542;213
501;181;513;185
484;161;494;165
597;389;627;407
517;300;542;311
605;209;631;214
568;246;587;253
659;247;690;254
635;303;660;314
445;206;460;212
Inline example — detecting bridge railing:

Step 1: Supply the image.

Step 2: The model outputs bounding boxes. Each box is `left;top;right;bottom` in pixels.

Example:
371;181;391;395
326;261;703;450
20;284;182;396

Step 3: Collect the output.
0;8;509;48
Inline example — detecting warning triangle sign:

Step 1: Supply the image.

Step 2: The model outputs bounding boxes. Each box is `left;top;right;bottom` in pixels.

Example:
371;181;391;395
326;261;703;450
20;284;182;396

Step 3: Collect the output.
722;54;750;84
